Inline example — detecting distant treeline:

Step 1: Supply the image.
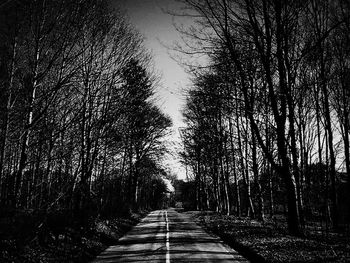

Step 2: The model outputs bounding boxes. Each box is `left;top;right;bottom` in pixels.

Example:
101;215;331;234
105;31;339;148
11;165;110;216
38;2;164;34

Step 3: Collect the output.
178;0;350;236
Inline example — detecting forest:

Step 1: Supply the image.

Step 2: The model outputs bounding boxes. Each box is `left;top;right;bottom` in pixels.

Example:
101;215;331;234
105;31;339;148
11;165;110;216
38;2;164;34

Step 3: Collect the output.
178;0;350;237
1;0;350;262
0;0;172;261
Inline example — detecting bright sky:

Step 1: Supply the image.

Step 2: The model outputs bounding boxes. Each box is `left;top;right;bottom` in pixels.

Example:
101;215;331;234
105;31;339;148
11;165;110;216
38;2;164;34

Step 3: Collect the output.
112;0;190;180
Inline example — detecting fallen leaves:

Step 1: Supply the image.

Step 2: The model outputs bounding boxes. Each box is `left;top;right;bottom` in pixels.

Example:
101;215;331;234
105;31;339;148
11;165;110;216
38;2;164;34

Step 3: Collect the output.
191;212;350;263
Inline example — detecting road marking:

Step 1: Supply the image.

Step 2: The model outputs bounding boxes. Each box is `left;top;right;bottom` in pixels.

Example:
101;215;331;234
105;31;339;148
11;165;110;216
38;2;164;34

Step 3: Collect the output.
165;211;170;263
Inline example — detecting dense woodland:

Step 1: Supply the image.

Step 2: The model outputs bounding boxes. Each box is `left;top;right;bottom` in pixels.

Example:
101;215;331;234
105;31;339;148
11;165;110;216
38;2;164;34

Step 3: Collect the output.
0;0;171;236
178;0;350;236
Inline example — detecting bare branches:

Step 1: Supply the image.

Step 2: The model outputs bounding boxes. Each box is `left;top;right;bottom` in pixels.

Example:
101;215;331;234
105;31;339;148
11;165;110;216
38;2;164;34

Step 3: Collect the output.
0;0;172;220
178;0;350;235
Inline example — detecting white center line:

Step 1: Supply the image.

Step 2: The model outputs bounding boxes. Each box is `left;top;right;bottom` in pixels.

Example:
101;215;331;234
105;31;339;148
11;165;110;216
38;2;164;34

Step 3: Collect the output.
165;211;170;263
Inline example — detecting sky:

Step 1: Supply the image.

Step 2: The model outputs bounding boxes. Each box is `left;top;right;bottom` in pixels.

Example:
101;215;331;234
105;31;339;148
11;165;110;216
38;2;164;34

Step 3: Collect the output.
111;0;191;180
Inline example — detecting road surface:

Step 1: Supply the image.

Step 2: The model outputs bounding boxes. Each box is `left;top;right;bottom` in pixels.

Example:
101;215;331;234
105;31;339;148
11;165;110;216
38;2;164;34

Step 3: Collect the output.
93;209;249;262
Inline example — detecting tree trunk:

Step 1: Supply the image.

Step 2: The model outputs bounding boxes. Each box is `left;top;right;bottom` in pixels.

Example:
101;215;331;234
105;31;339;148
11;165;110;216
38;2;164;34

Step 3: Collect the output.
196;148;201;211
251;124;264;221
14;81;37;207
0;38;17;199
315;81;323;164
288;94;304;226
224;141;231;215
245;131;255;218
229;118;241;217
321;57;338;230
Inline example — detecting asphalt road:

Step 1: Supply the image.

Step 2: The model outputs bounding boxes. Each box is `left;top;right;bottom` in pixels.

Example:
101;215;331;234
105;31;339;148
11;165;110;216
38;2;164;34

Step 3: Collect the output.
93;209;249;263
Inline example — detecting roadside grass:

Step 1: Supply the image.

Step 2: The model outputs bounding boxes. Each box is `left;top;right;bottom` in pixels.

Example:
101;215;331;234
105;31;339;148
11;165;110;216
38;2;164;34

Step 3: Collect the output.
0;210;148;263
188;211;350;263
